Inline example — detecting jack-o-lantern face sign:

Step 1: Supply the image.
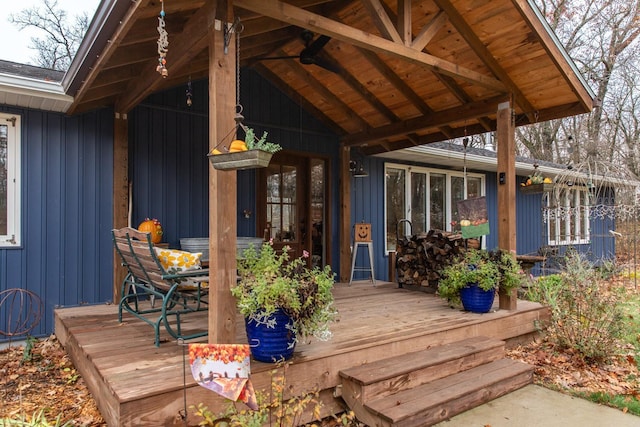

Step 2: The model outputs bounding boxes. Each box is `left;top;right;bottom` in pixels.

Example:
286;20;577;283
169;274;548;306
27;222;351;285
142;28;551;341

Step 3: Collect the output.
355;223;371;242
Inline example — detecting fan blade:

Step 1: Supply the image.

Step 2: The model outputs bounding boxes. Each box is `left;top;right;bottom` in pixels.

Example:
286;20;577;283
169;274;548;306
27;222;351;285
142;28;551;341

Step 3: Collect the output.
255;54;300;61
300;35;331;58
312;55;342;74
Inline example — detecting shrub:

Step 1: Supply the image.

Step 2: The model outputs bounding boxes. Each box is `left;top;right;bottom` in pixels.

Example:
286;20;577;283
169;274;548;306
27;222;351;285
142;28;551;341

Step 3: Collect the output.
529;252;630;362
191;361;357;426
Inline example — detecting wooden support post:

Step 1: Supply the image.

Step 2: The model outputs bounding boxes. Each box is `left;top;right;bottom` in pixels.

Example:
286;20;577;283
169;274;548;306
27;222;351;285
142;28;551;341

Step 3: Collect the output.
496;101;517;310
208;11;238;343
339;145;352;283
112;112;129;303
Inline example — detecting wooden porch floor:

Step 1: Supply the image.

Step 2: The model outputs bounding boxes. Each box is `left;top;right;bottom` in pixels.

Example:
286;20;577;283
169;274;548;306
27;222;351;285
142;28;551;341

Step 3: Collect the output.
54;281;548;426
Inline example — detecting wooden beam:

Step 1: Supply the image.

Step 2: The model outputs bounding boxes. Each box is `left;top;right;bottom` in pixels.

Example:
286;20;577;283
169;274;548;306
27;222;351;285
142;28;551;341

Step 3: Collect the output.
510;0;593;112
361;0;402;43
66;0;151;115
339;145;352;283
411;11;447;51
208;5;238;344
431;0;536;122
233;0;506;91
342;95;508;147
496;101;517;311
112;112;129;304
397;0;412;46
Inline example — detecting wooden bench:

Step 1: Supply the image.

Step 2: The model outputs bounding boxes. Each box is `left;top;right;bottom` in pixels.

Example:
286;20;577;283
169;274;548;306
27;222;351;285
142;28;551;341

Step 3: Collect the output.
112;227;209;346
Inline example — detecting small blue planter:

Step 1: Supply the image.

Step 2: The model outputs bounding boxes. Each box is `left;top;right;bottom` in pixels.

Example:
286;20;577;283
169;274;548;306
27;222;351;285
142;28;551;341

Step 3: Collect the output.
245;309;296;362
460;283;495;313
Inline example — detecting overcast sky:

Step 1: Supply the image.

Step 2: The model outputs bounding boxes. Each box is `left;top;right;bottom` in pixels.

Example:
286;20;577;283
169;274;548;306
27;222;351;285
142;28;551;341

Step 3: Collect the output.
1;0;100;64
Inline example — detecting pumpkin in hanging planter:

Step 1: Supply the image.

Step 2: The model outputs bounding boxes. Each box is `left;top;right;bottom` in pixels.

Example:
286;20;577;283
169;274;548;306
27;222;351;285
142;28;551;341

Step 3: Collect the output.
138;218;163;244
229;139;248;152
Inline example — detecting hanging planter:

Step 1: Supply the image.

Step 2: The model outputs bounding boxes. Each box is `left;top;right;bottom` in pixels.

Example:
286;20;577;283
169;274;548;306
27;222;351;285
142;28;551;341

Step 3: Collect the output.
208;149;274;171
520;182;554;194
208;110;282;171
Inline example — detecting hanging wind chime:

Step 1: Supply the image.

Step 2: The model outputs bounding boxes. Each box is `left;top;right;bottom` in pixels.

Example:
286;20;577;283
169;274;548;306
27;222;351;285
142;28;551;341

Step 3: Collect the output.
186;77;193;107
156;0;169;78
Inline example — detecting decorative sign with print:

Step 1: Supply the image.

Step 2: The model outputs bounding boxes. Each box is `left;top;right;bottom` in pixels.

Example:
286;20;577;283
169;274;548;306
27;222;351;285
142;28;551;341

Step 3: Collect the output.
189;344;257;409
457;197;490;239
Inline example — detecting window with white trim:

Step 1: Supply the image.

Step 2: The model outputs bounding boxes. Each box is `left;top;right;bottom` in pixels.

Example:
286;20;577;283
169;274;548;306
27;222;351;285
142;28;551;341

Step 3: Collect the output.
0;113;21;247
546;186;590;245
384;163;484;252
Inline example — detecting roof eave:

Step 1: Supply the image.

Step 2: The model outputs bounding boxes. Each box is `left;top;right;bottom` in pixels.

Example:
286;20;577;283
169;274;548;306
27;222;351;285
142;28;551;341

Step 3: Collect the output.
62;0;132;97
0;72;73;112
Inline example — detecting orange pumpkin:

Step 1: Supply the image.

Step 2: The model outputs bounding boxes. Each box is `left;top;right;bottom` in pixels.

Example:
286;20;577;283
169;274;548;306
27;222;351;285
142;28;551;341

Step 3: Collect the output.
229;140;248;152
138;218;163;244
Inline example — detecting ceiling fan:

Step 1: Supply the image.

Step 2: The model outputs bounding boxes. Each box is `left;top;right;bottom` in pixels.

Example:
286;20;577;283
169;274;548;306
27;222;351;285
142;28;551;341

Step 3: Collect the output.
256;30;341;74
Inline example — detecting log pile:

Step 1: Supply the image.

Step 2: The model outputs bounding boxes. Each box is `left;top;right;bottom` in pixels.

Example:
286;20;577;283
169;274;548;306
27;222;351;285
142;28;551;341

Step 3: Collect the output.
395;230;479;292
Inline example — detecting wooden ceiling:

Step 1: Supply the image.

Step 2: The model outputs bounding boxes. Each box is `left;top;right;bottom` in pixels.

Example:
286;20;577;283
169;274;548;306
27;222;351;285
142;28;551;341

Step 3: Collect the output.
67;0;593;155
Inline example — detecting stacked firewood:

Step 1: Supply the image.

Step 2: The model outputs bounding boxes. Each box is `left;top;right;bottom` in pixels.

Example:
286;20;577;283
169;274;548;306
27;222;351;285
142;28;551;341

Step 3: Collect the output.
395;230;479;291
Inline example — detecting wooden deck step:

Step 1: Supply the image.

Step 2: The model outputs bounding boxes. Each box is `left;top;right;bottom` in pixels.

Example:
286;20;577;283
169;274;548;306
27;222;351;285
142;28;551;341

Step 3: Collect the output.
366;358;534;427
339;336;505;403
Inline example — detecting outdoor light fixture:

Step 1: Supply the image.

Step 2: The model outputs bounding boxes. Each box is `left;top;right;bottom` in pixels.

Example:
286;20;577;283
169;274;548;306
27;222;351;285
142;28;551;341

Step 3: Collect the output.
349;160;368;178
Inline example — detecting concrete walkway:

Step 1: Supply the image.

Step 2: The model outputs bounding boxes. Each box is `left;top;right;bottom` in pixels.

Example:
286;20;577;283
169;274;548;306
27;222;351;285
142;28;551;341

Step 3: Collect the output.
434;384;640;427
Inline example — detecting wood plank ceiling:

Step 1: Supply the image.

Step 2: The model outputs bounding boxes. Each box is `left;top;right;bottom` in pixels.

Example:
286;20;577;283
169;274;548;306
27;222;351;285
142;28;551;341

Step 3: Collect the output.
67;0;593;155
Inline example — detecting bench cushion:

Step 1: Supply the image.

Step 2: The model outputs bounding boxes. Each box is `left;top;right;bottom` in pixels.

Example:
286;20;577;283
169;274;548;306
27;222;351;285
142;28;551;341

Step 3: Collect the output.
154;247;203;273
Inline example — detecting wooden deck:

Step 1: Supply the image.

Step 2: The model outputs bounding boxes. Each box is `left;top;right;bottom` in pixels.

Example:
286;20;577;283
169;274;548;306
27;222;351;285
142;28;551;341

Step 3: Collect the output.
54;282;549;426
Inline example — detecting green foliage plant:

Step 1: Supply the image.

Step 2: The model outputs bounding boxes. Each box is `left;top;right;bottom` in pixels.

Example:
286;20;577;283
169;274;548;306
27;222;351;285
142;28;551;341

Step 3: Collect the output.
243;127;282;154
528;252;630;363
233;241;337;342
191;361;357;426
1;409;72;427
437;249;524;307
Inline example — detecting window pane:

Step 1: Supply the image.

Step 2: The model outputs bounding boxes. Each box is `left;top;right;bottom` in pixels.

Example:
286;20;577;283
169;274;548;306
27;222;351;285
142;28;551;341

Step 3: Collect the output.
386;168;406;251
281;166;296;202
430;173;445;230
451;176;465;225
466;177;481;198
266;164;280;203
411;172;426;234
310;160;325;267
0;123;7;235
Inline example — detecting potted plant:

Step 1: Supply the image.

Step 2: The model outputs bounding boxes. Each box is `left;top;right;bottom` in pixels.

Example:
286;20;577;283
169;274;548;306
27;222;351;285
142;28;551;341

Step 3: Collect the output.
437;249;525;313
208;127;282;170
232;241;337;362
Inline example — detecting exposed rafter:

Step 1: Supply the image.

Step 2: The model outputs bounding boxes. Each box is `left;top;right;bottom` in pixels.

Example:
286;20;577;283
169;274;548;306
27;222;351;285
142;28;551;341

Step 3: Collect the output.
234;0;506;91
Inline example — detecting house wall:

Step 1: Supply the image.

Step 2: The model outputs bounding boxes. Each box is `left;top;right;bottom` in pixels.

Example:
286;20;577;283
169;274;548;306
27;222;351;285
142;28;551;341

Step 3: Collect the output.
350;156;616;281
129;69;342;270
0;106;114;342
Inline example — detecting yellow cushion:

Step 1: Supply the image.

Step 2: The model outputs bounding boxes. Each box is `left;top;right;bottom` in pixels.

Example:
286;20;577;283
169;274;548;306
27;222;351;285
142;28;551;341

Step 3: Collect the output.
154;248;202;272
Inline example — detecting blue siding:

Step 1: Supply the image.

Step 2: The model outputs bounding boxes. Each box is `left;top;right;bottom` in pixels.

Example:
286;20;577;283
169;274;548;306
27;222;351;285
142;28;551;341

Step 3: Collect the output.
2;70;618;341
129;69;342;271
0;106;114;342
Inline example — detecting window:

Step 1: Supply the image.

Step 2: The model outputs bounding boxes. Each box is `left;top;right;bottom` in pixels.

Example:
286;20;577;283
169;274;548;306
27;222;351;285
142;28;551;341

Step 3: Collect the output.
546;186;590;245
384;163;484;252
0;113;20;247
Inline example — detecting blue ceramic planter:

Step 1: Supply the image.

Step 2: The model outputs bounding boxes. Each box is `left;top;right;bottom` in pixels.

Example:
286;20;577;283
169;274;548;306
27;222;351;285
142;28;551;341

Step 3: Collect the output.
245;309;296;362
459;283;495;313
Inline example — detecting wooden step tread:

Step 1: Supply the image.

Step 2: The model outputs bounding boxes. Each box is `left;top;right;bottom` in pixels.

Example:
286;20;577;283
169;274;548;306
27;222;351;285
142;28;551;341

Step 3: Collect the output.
339;336;504;385
366;358;533;427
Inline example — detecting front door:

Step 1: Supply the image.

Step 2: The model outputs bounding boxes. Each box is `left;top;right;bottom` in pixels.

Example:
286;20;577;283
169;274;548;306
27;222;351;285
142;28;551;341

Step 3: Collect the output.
258;152;328;267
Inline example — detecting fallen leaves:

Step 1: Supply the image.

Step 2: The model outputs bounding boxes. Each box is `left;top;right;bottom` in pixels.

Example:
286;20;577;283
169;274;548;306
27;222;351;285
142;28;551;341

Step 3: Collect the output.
0;336;105;426
506;337;640;399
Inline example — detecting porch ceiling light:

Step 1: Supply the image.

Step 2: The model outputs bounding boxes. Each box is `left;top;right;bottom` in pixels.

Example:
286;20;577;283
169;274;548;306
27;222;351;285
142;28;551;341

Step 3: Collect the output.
350;160;368;178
